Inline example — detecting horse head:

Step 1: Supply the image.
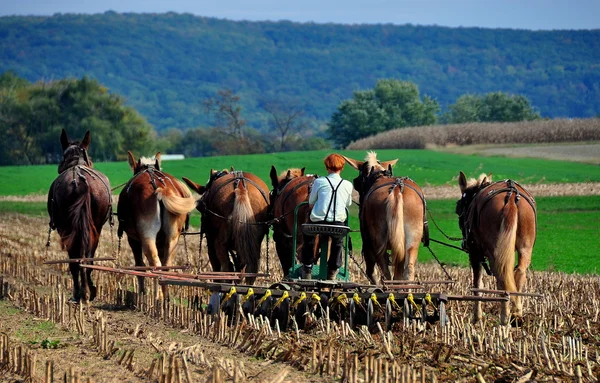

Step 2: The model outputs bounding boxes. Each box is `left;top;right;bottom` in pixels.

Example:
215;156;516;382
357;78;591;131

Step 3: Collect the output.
342;152;397;203
269;166;305;201
128;151;161;174
58;129;93;173
456;171;493;233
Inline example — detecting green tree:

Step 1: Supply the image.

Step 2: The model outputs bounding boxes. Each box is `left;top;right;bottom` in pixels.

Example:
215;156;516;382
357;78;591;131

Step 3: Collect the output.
327;79;439;148
442;92;540;124
0;73;156;165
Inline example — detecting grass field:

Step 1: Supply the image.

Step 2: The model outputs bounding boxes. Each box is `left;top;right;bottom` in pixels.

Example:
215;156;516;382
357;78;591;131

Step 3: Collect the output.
1;195;598;275
2;149;600;196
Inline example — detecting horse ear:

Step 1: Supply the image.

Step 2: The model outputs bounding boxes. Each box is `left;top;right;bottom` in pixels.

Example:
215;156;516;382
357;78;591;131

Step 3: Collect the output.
81;130;91;150
127;151;137;171
458;171;468;193
285;170;292;179
342;155;363;171
154;152;161;170
60;129;69;151
230;166;235;172
300;167;305;176
387;164;393;176
210;169;217;177
381;159;398;169
487;173;493;182
182;177;205;195
269;166;279;188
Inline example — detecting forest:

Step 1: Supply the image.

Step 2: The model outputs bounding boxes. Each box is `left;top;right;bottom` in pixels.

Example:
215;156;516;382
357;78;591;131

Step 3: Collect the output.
0;12;599;132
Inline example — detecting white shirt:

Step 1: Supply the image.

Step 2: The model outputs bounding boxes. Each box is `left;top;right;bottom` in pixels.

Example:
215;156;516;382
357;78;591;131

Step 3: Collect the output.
309;173;354;222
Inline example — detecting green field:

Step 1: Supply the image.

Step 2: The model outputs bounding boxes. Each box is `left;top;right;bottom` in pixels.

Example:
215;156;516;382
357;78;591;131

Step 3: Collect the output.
2;149;599;275
2;149;600;196
1;195;598;275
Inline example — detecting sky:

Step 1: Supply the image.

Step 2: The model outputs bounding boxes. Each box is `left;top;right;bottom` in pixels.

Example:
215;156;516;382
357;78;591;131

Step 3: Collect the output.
1;0;599;31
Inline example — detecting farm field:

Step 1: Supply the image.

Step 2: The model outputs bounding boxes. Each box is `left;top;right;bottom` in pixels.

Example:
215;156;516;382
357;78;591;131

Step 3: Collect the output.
1;146;600;382
1;213;599;382
2;149;600;197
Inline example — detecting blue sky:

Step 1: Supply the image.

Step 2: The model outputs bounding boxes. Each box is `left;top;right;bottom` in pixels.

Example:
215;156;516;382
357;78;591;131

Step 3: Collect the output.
1;0;599;30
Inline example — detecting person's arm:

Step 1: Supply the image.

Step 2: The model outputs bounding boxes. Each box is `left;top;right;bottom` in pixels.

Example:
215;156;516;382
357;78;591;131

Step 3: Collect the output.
345;180;353;206
308;179;320;205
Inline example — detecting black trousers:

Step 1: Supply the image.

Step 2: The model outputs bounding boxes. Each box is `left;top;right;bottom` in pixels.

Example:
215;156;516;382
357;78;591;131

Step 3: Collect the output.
301;220;344;271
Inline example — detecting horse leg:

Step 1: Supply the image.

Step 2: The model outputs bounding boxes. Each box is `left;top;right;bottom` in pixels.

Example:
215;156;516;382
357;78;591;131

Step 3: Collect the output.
402;242;420;282
206;234;220;272
470;253;484;323
513;246;533;318
128;237;146;295
375;249;392;283
87;240;100;302
69;262;81;303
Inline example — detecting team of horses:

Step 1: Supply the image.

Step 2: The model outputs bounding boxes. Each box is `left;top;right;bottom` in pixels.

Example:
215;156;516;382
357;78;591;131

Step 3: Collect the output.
48;130;537;324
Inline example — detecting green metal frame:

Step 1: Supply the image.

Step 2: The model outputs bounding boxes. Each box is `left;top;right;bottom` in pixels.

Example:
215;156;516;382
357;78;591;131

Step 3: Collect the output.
289;201;350;281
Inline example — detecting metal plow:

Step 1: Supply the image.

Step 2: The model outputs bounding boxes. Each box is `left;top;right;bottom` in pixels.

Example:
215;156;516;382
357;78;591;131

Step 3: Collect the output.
157;275;513;332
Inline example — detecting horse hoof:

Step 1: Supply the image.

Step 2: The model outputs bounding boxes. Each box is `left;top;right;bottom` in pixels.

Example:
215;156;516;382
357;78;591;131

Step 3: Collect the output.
68;297;80;304
89;286;97;301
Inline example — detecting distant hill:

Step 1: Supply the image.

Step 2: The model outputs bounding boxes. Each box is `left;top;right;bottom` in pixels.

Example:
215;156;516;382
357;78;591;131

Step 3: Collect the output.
1;12;599;131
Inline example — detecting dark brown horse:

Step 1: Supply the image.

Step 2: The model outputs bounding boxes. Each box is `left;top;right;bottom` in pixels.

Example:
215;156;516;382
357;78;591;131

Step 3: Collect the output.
343;152;428;284
183;170;270;284
269;166;316;277
456;172;537;324
117;151;196;300
47;129;112;303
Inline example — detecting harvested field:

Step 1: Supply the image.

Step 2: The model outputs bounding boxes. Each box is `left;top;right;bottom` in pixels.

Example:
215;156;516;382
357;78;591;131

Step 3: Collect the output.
439;143;600;165
1;214;599;382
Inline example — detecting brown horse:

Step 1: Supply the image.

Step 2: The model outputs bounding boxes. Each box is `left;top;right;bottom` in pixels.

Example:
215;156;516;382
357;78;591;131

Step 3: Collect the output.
117;151;196;300
47;129;112;303
343;152;428;284
269;166;316;277
183;170;270;284
456;172;537;325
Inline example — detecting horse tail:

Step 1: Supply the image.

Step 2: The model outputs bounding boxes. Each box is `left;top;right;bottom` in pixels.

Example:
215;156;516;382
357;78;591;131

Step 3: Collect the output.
63;181;96;256
494;198;518;292
231;182;261;272
156;179;197;215
386;186;405;278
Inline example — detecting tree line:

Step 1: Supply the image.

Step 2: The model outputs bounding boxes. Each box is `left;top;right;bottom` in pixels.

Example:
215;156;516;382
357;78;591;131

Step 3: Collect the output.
0;13;598;133
0;72;541;166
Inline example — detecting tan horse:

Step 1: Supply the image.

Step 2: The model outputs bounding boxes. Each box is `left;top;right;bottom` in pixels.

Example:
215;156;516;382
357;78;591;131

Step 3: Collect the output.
457;172;537;325
117;151;196;300
269;166;316;277
343;152;428;284
183;170;270;284
48;129;112;303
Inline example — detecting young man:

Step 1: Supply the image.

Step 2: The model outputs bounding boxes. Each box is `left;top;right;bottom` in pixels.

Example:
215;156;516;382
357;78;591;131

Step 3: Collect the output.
301;153;354;279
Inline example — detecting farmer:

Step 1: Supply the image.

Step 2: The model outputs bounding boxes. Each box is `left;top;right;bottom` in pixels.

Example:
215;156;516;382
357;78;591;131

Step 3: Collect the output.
301;153;353;279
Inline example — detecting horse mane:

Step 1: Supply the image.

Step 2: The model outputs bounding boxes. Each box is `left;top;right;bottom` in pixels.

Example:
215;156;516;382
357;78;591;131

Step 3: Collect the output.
465;173;494;192
364;151;384;173
277;168;304;184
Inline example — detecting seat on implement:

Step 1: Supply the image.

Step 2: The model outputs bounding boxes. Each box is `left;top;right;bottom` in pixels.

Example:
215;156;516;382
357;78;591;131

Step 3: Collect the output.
301;223;350;239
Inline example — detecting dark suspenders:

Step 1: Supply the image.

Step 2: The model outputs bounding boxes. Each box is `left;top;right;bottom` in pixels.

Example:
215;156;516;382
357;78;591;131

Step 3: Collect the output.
324;177;343;222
